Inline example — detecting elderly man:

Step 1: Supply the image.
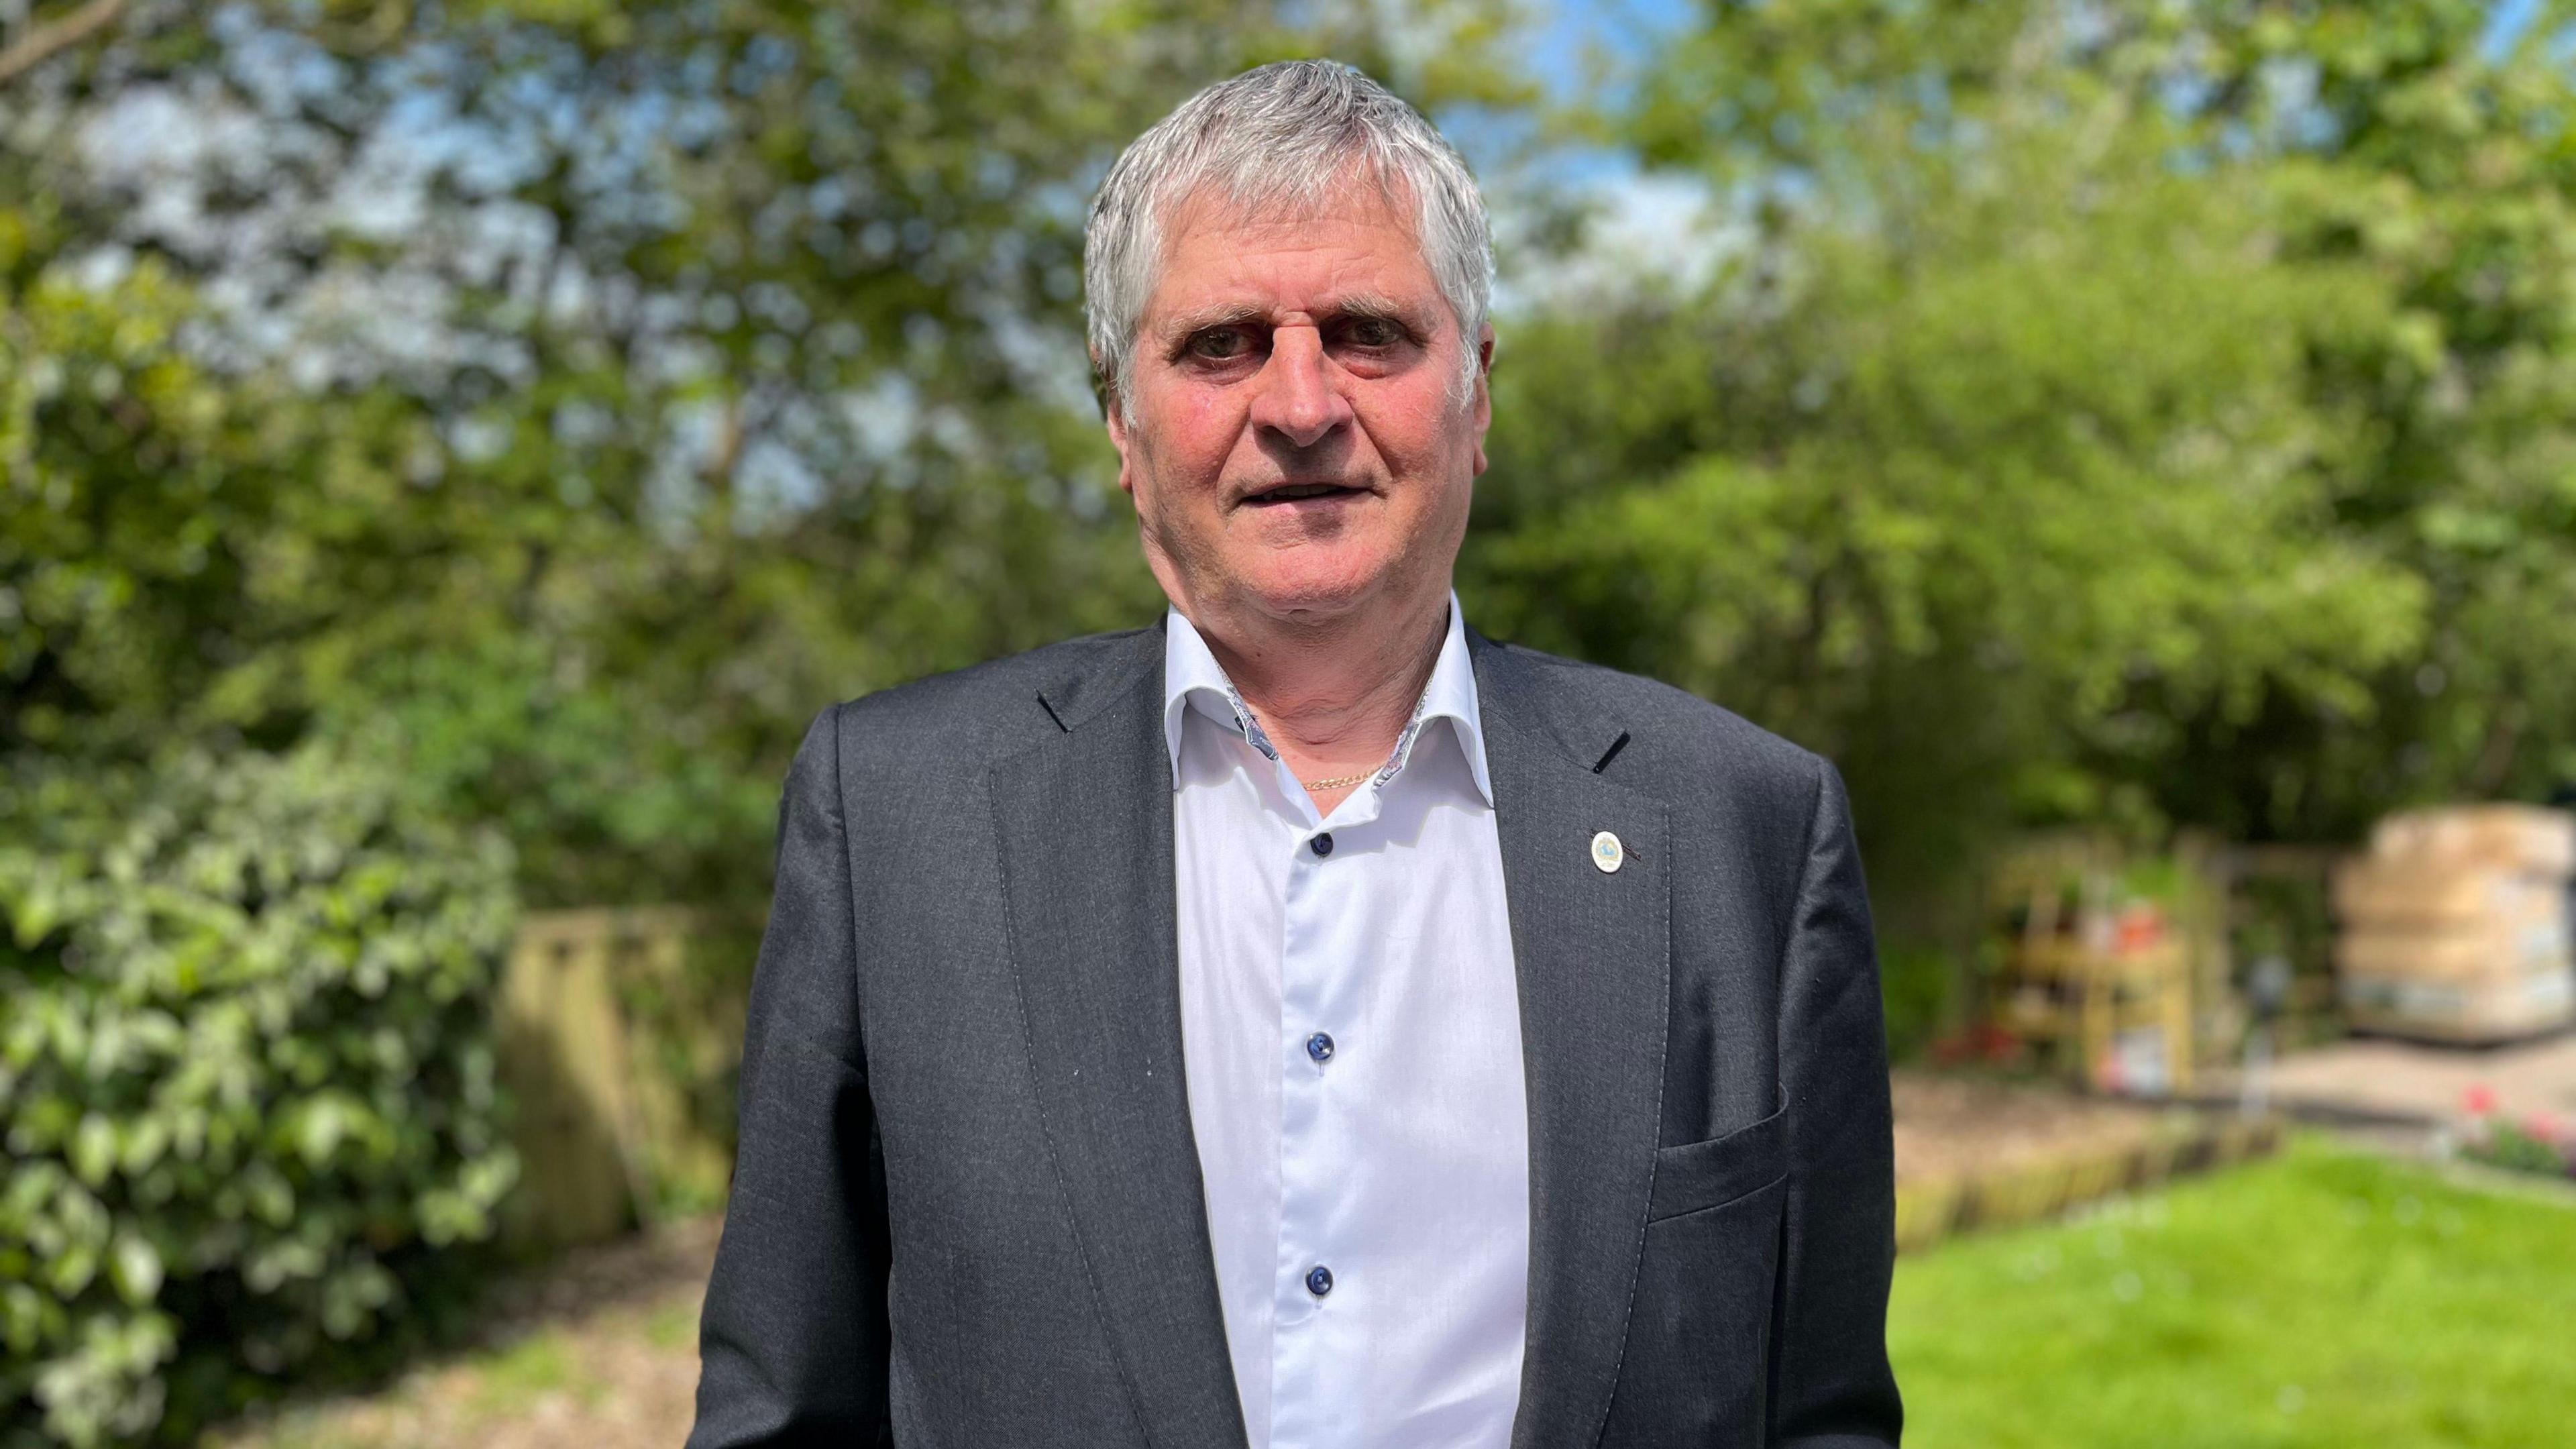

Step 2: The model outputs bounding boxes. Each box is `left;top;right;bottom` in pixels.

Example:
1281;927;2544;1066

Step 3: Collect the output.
690;60;1901;1449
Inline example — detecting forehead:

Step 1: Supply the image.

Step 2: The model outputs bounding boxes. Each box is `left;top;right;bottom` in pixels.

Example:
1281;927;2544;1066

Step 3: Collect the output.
1145;177;1442;323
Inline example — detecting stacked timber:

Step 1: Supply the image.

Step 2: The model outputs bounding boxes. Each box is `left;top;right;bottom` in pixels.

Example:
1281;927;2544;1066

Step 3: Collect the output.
2330;806;2576;1043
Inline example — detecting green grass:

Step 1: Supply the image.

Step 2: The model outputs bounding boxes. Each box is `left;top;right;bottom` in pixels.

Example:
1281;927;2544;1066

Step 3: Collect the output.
1890;1136;2576;1448
642;1299;700;1351
463;1330;576;1415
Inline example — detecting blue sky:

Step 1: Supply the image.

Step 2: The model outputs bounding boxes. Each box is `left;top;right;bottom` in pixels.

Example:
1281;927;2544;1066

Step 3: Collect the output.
1544;0;2551;77
2491;0;2544;49
1536;0;1695;99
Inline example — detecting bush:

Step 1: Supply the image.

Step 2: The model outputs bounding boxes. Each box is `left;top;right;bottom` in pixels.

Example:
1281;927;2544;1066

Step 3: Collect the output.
1876;942;1957;1064
0;742;519;1447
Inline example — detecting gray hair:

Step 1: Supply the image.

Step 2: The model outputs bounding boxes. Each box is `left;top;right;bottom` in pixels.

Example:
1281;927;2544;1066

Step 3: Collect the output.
1083;60;1494;419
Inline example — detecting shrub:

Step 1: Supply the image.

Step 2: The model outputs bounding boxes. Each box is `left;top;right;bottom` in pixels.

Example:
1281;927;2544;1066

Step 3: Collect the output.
0;741;519;1446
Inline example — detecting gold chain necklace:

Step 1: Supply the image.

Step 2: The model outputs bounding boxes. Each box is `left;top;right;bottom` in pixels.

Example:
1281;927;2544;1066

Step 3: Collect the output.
1233;702;1384;792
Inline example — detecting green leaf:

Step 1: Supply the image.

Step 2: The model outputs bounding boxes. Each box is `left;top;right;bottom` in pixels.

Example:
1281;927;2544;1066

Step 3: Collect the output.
108;1234;164;1307
46;1242;97;1297
70;1114;117;1188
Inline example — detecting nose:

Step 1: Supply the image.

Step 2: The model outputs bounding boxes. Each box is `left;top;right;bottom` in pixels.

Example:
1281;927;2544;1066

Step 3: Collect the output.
1246;325;1352;449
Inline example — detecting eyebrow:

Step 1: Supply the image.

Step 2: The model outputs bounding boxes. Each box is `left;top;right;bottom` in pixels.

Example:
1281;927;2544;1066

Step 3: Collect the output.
1159;303;1271;341
1157;292;1434;343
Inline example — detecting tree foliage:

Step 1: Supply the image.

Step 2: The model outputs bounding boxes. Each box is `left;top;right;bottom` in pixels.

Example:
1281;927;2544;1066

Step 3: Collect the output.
0;740;517;1448
1474;0;2576;947
3;0;1527;910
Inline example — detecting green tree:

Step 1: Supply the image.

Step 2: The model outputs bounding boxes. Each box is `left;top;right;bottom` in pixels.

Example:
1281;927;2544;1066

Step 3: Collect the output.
2125;0;2576;835
3;0;1527;913
1594;0;2576;847
1477;2;2426;946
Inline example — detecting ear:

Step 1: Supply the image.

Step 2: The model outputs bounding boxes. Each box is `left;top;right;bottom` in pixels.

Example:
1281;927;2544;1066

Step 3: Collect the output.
1469;324;1495;478
1099;367;1139;500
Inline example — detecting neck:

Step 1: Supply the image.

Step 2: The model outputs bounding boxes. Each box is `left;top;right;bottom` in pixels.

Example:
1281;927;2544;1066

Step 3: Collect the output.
1184;585;1451;780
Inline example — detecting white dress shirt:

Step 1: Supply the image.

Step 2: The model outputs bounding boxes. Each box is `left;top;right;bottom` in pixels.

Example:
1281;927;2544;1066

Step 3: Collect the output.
1164;599;1530;1449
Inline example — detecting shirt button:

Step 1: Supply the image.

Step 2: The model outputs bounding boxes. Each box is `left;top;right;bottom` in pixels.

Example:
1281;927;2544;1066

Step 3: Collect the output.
1309;833;1334;857
1306;1265;1334;1297
1306;1031;1334;1064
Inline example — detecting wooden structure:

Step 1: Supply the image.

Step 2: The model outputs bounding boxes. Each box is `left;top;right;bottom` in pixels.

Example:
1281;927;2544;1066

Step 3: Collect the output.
2000;934;2196;1096
2331;806;2575;1044
1895;1114;2279;1253
496;908;740;1250
2192;841;2353;1067
1990;839;2199;1096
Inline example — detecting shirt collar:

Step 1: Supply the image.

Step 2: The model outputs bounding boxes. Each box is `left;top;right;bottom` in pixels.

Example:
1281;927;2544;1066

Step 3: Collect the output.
1162;593;1493;807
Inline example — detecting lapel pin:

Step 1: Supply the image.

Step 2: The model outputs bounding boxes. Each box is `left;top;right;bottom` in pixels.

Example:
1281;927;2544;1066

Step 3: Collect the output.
1591;830;1624;874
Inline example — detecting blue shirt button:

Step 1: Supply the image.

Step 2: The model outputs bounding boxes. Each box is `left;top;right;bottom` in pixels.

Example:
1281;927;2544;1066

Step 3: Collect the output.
1306;1265;1334;1297
1309;833;1334;857
1306;1031;1334;1064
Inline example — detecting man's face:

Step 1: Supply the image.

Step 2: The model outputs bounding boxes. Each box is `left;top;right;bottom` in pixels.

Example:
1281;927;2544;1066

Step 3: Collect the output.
1107;180;1491;631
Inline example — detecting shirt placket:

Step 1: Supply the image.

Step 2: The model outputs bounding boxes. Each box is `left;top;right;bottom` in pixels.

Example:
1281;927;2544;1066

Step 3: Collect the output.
1203;677;1443;1449
1265;765;1389;1449
1269;808;1326;1448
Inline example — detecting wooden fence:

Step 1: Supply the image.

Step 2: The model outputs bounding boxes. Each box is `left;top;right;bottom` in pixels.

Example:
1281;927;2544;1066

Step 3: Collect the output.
495;907;744;1249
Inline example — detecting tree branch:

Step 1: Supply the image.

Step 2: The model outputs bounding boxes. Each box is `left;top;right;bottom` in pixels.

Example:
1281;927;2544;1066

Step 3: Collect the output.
0;0;129;89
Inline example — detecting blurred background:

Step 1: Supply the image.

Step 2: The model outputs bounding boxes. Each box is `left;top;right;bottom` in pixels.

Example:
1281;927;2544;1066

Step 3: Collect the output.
7;0;2576;1444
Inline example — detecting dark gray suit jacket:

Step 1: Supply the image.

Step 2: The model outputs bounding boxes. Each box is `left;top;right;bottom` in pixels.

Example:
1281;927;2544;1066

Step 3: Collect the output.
689;622;1902;1448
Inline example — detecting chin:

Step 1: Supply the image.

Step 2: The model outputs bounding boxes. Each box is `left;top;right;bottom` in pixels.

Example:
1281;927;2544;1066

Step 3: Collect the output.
1232;554;1399;625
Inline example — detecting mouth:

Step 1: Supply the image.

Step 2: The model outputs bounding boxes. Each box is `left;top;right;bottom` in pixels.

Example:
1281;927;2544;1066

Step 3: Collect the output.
1239;480;1371;508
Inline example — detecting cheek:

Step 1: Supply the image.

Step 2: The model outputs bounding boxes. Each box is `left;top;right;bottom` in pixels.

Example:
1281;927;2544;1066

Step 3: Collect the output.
1137;388;1242;485
1361;379;1477;488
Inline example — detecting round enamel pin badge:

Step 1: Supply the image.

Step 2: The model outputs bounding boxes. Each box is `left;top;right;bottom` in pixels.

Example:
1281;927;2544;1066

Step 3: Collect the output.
1591;830;1624;873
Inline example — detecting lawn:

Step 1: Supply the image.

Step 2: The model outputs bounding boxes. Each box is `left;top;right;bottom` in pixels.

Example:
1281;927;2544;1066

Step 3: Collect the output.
1890;1136;2576;1448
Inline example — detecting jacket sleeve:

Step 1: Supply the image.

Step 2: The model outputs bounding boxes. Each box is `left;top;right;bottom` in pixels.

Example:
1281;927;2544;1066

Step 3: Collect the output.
1766;759;1904;1447
689;705;894;1446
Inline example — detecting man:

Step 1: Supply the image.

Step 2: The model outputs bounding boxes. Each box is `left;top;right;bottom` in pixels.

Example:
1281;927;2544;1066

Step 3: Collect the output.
690;60;1901;1449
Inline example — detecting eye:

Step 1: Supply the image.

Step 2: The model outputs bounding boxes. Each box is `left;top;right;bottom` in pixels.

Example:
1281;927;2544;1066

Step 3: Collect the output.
1185;327;1256;361
1342;316;1404;348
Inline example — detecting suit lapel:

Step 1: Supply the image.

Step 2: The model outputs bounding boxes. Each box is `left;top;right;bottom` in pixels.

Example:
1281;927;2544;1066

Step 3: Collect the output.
989;627;1249;1449
1476;636;1671;1449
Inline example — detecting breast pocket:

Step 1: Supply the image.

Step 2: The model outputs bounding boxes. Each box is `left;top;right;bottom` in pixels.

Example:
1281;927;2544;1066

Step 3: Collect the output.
1648;1106;1788;1222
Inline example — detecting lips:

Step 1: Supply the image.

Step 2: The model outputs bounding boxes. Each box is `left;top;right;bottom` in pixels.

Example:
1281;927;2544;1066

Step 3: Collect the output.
1241;481;1368;506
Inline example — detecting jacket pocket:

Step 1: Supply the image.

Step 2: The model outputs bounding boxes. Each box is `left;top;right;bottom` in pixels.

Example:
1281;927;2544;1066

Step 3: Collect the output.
1647;1106;1788;1222
1607;1159;1788;1444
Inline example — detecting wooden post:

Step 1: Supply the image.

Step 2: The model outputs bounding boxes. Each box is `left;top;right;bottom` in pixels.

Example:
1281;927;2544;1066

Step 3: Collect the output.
496;907;711;1250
